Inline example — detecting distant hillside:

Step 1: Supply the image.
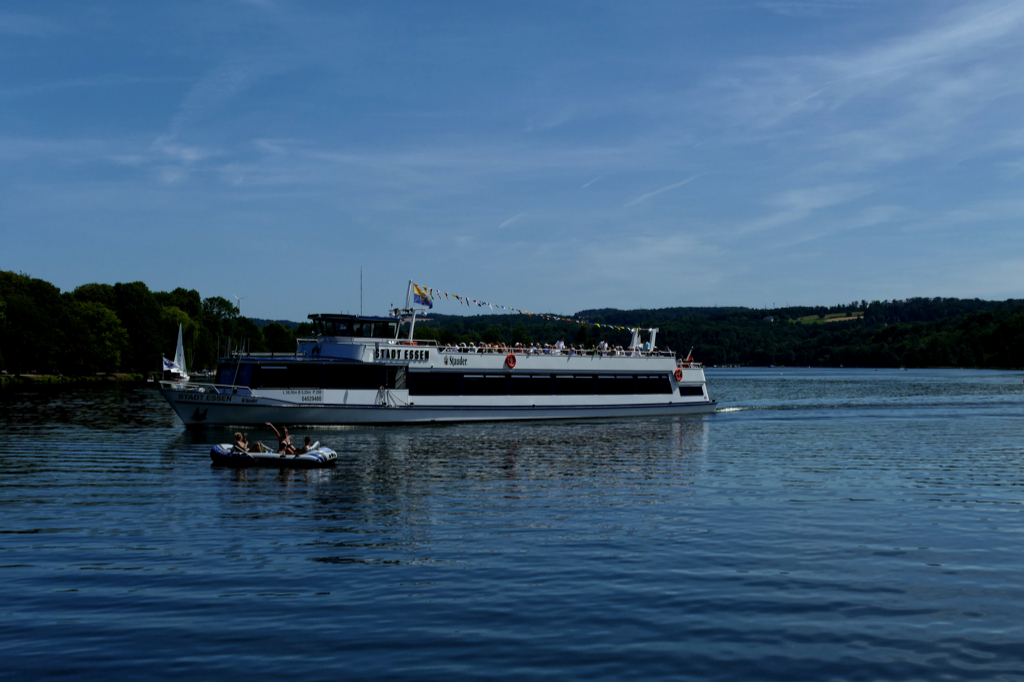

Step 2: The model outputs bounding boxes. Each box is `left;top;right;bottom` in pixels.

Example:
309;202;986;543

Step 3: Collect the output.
414;297;1024;368
250;317;302;330
2;268;1023;374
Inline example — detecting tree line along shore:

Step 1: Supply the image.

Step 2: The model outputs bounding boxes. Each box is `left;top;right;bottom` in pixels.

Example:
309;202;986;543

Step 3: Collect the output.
2;270;1024;380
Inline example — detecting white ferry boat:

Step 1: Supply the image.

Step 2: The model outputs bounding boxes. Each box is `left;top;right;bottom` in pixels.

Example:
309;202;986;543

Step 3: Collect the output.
158;284;716;427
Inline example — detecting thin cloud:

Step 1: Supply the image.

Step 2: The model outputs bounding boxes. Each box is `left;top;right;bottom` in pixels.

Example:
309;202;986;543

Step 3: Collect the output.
0;13;67;37
498;213;527;229
739;184;868;234
0;75;187;98
169;57;287;136
757;2;862;18
726;0;1024;128
625;175;700;207
582;174;604;189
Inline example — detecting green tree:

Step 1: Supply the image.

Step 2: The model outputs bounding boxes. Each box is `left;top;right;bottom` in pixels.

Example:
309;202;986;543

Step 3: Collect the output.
72;282;117;309
62;301;130;373
575;325;589;346
0;271;67;373
203;296;238;321
0;296;6;371
191;296;241;369
510;324;532;345
263;322;296;352
413;325;441;341
229;317;267;353
114;282;163;372
154;288;202;319
481;325;505;344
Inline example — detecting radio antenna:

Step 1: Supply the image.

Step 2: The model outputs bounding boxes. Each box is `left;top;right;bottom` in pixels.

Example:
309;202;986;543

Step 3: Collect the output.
360;267;363;315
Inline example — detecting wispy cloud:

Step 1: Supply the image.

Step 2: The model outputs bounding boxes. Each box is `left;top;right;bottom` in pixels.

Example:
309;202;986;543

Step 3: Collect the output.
720;0;1024;135
151;136;217;164
774;203;906;247
739;184;868;234
498;213;527;229
581;234;723;289
0;75;186;98
625;175;700;207
524;108;578;133
169;58;274;135
581;174;604;189
756;1;869;18
0;136;117;163
0;13;67;37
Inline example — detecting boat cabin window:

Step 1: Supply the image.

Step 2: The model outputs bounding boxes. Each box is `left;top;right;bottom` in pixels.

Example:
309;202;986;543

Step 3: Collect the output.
355;321;398;338
329;321;351;336
351;322;377;338
408;372;674;396
219;362;405;390
313;319;398;338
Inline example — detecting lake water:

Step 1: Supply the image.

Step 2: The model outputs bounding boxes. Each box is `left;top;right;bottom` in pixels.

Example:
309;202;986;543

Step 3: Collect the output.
2;368;1023;680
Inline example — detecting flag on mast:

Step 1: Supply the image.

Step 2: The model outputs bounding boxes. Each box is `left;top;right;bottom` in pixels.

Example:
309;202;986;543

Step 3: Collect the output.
412;283;433;308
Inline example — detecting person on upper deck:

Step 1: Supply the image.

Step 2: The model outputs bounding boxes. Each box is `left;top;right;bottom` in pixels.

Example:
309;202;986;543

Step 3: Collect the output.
598;340;609;355
555;338;565;353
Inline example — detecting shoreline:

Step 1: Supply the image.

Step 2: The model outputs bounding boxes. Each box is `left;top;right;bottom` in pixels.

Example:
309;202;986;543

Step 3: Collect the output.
0;373;147;389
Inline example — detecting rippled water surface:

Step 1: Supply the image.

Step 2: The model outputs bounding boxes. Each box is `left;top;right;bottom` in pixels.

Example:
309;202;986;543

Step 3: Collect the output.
2;368;1024;680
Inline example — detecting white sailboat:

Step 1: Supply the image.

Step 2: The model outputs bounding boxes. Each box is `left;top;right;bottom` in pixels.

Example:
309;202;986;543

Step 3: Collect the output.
162;324;190;384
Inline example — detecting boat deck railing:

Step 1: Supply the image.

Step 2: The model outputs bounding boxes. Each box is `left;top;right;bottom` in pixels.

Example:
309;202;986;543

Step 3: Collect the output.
295;337;441;346
436;346;680;359
159;380;256;395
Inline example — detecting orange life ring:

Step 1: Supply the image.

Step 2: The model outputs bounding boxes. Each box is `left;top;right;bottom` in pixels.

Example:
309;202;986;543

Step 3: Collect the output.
506;354;517;369
674;368;683;382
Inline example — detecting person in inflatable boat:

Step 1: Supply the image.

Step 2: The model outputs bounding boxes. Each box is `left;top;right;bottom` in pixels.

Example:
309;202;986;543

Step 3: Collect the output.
266;422;296;455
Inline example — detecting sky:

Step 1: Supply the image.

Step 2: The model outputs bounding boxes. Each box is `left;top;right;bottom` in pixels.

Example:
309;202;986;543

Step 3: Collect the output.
3;0;1024;320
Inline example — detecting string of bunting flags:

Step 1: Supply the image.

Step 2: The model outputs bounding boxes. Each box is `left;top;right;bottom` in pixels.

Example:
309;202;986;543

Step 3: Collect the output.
412;283;642;333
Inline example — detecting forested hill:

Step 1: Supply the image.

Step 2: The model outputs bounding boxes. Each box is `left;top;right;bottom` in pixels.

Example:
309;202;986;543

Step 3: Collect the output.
3;268;1024;374
577;298;1024;327
0;271;308;376
415;297;1024;369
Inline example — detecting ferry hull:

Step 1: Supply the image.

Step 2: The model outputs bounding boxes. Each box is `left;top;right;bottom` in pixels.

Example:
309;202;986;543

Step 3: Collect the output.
160;388;717;427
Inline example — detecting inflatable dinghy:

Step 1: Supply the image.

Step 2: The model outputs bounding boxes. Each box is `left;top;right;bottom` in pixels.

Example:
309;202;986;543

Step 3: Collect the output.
210;442;337;467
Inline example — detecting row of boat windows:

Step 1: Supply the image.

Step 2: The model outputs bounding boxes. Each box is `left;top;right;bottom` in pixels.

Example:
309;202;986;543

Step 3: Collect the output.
312;320;399;338
218;364;404;390
407;373;682;396
217;363;704;397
